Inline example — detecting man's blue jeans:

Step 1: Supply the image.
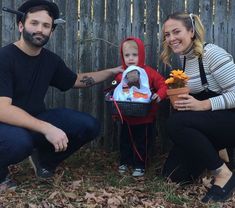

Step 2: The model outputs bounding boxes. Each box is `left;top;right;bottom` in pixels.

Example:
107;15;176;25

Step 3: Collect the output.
0;108;100;180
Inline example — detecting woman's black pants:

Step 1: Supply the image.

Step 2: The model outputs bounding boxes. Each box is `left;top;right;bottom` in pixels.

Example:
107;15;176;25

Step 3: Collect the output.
162;109;235;183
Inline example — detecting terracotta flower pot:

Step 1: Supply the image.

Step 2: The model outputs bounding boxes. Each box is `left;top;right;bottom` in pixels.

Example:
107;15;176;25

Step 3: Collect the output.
166;87;190;109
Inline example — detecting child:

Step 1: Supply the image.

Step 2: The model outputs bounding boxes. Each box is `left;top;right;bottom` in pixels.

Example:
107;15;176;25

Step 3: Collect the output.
114;37;167;177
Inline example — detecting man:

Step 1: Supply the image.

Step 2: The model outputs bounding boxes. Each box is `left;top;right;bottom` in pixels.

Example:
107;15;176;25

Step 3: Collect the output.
0;0;122;192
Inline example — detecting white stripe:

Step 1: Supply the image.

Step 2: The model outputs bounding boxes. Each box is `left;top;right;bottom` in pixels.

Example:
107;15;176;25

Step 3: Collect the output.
181;43;235;110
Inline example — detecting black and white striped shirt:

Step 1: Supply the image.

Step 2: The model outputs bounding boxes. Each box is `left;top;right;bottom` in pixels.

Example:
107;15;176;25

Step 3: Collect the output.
181;43;235;111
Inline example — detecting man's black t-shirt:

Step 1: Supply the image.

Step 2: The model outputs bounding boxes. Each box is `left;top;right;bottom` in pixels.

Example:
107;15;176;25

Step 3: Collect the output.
0;44;77;115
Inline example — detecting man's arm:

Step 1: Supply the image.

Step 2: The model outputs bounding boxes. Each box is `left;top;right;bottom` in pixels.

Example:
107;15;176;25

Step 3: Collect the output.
74;66;123;88
0;97;68;152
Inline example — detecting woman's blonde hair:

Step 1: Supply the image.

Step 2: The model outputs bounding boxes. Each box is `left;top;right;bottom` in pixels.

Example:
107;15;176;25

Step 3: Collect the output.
160;12;205;66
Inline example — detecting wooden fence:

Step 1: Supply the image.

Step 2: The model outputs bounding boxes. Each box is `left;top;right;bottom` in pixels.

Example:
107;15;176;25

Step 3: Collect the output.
0;0;235;151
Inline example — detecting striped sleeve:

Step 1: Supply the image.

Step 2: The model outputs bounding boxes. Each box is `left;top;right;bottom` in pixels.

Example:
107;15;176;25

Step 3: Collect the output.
205;44;235;110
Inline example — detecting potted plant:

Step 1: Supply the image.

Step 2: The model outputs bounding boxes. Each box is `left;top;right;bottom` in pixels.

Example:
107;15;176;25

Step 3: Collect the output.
165;69;190;109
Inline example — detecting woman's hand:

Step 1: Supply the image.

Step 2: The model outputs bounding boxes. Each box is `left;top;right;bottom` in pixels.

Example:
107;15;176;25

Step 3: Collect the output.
174;94;212;111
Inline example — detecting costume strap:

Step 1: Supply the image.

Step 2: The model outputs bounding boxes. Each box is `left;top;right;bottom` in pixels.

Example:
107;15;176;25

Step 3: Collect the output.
183;42;209;90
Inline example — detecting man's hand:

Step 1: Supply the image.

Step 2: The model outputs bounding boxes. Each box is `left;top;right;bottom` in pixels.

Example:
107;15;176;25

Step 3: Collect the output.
109;66;124;75
44;124;69;152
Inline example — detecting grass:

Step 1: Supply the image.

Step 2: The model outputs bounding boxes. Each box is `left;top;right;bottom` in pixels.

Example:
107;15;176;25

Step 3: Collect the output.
0;148;234;207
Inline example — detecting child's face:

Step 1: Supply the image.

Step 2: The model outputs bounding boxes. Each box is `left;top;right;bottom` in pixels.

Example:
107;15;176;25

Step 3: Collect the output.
122;44;139;66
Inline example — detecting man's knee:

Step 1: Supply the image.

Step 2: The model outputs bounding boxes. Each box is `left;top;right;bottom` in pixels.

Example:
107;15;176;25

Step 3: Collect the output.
15;137;34;156
0;131;33;164
10;133;34;161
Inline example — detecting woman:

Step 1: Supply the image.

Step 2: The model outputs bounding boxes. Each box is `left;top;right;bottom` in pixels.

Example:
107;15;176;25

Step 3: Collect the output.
160;12;235;203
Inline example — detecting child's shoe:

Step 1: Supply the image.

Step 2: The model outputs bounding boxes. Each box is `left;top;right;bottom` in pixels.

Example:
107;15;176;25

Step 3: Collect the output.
118;164;128;174
132;168;145;177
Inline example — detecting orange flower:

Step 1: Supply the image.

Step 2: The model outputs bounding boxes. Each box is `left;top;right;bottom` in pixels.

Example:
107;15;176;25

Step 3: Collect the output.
165;77;174;84
165;69;189;89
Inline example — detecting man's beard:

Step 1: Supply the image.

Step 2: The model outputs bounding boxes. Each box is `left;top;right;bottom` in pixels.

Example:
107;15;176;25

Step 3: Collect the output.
22;28;50;47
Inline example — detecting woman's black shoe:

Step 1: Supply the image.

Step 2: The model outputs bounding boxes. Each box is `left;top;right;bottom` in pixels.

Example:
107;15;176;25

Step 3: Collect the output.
201;174;235;203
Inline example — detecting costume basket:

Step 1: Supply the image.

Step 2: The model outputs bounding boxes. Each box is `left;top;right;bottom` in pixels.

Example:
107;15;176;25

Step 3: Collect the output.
105;93;151;117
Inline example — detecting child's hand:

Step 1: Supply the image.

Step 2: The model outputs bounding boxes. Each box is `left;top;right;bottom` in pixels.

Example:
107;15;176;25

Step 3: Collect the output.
151;93;161;103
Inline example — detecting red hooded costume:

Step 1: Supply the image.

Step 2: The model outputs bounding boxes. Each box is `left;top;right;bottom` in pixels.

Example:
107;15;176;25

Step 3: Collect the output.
115;37;167;125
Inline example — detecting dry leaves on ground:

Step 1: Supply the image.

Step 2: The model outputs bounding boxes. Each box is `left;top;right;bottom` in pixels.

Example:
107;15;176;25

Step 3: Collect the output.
0;149;234;208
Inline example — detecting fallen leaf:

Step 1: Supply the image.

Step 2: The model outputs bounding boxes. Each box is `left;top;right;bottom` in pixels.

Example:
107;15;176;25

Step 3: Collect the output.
64;192;77;199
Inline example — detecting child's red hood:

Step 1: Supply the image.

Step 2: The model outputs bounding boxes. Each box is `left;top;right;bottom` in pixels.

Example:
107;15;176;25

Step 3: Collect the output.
120;37;145;69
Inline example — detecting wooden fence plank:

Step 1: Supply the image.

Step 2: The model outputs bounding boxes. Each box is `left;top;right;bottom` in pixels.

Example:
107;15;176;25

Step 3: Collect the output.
64;0;79;109
200;0;213;43
117;0;131;42
214;0;228;48
159;0;172;24
104;0;119;151
79;0;93;113
186;0;199;14
228;0;235;56
52;0;66;108
13;0;23;40
45;0;66;109
172;0;186;12
2;0;16;46
145;0;158;69
92;0;105;145
132;0;145;40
